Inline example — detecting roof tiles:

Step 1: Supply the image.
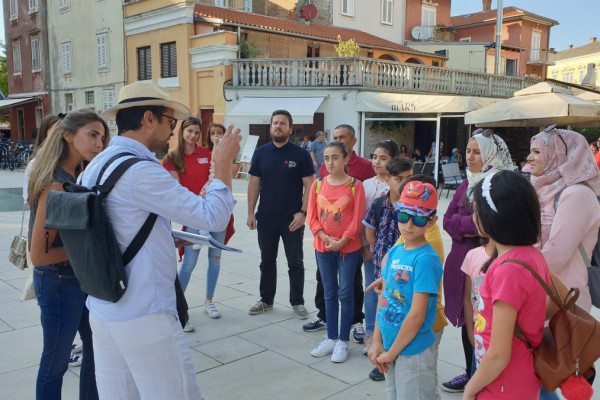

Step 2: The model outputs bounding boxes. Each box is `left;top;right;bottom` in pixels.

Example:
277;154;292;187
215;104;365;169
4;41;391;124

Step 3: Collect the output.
194;4;438;57
451;7;558;27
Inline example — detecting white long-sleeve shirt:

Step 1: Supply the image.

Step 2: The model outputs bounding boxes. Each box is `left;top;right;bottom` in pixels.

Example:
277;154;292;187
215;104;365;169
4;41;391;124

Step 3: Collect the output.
79;136;236;322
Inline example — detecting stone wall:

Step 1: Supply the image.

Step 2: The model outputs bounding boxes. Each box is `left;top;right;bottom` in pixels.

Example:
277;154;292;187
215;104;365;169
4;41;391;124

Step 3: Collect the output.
264;0;332;25
363;121;416;158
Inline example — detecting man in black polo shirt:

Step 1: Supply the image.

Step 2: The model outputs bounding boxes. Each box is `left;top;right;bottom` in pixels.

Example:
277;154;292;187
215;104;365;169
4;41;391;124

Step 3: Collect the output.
247;110;315;319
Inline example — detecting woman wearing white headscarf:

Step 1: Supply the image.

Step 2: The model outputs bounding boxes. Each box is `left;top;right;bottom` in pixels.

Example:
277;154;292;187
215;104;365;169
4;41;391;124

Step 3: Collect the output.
441;129;513;392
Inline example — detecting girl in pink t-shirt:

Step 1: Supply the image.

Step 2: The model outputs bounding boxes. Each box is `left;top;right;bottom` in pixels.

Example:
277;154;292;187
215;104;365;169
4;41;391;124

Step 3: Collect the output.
463;170;551;400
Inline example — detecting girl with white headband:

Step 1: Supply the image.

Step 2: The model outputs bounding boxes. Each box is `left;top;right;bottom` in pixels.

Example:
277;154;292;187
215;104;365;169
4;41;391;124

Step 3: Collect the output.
463;170;551;400
441;129;513;393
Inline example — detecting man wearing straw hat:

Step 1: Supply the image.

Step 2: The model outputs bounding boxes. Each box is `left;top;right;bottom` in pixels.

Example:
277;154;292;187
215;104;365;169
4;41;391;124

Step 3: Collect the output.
80;81;241;399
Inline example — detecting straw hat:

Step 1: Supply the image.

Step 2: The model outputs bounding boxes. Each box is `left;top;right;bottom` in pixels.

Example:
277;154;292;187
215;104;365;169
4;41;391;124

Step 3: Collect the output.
102;81;191;120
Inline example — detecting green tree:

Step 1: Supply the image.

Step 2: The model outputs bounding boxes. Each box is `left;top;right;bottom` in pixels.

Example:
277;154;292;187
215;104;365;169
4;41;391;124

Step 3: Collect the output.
334;35;362;57
0;42;8;100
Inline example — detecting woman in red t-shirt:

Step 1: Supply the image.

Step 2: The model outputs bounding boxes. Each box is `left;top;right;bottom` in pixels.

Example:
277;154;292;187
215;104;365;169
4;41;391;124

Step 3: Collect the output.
163;119;225;332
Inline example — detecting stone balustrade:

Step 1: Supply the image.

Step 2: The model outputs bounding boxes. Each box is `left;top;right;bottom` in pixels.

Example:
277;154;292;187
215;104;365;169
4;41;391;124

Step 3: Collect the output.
231;58;540;98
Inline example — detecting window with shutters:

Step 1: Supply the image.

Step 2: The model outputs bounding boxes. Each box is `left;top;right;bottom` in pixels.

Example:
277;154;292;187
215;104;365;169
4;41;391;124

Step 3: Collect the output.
29;0;38;13
562;69;573;83
137;46;151;80
103;89;117;129
342;0;354;16
85;91;95;106
31;35;41;71
382;0;393;25
530;31;541;62
96;33;109;70
160;42;177;78
12;40;21;74
62;42;72;75
65;93;73;112
9;0;17;20
59;0;70;11
422;5;436;26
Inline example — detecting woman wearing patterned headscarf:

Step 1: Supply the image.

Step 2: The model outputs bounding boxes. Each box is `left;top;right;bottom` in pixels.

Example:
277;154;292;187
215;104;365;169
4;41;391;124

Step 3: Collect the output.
441;129;513;393
529;128;600;312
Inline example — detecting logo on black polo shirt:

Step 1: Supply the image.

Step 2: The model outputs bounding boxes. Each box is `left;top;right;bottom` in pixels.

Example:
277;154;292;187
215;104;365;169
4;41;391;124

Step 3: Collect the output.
285;160;297;168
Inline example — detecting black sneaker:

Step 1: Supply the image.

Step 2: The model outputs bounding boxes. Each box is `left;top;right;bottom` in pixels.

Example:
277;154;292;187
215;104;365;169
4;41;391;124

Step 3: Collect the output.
351;323;365;344
369;367;385;381
303;316;326;332
441;373;469;392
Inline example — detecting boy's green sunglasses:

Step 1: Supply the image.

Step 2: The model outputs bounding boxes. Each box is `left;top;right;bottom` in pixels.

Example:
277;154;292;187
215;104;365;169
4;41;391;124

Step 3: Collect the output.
395;210;435;228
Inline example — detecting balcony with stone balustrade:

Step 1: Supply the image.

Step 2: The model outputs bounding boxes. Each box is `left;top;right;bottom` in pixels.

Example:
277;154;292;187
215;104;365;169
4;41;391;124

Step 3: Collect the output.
230;57;541;98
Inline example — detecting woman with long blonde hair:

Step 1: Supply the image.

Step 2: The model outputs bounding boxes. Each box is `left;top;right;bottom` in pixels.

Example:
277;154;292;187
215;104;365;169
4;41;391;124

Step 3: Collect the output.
163;118;216;332
28;109;109;399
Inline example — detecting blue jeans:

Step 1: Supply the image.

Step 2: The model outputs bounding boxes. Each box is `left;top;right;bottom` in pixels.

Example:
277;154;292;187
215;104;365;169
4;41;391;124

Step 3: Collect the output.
316;250;360;342
178;227;227;297
34;265;97;400
539;387;560;399
363;258;378;335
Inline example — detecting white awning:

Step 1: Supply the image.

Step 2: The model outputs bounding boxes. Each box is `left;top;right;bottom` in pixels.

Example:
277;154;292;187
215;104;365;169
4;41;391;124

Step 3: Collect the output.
227;97;325;124
356;92;501;114
0;97;38;109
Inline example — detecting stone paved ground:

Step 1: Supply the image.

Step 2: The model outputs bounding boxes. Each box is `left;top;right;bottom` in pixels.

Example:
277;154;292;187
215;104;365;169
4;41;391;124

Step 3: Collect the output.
0;168;597;399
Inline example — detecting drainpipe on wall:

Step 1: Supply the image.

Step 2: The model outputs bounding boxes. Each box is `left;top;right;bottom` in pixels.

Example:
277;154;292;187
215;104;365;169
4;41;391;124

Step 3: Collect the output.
494;0;503;74
237;26;241;58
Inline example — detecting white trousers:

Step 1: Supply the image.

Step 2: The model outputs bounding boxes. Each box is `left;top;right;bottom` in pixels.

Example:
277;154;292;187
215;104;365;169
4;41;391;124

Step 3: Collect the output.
90;312;202;400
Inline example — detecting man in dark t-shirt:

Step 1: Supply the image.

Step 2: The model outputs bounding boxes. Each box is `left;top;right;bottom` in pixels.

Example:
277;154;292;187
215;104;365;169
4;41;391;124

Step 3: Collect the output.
247;110;315;319
309;125;376;344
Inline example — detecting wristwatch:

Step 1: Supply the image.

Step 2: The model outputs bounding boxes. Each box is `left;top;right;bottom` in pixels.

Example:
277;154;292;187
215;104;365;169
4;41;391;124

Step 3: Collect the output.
299;210;307;216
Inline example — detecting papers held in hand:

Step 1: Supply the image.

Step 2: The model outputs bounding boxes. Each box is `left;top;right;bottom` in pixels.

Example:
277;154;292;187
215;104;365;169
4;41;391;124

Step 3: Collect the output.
171;230;243;253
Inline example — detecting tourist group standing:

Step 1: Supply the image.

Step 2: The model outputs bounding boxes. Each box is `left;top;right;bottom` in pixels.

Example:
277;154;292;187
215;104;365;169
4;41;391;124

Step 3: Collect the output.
21;79;600;399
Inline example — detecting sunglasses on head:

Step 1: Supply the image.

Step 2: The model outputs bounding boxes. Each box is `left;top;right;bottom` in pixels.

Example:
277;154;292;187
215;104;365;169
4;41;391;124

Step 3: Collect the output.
395;210;435;227
472;128;501;149
543;124;568;156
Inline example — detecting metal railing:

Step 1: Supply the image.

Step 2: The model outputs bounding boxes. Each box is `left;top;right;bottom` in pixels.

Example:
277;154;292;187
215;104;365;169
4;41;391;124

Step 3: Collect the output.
231;57;540;98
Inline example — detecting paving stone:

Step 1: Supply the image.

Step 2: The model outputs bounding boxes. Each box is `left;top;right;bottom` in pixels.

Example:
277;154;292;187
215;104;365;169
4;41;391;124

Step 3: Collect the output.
194;336;266;364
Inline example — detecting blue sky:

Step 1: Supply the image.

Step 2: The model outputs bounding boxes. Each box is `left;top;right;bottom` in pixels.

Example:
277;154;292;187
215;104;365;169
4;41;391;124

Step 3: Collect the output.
0;1;598;52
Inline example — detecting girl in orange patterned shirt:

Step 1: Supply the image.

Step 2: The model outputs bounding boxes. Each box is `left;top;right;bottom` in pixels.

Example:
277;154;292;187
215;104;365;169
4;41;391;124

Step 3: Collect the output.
307;142;365;363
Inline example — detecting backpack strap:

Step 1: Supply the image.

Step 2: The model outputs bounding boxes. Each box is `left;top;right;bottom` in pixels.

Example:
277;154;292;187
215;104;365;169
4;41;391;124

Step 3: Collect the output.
553;185;594;268
372;195;386;230
315;177;323;195
345;177;356;196
95;152;158;266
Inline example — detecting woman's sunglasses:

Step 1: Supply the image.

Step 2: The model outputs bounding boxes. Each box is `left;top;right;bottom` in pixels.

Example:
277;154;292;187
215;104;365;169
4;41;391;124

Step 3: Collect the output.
395;210;435;228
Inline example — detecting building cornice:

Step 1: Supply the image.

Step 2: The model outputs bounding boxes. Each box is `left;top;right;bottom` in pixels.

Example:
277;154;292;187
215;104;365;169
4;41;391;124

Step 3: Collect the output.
124;2;194;36
189;44;239;69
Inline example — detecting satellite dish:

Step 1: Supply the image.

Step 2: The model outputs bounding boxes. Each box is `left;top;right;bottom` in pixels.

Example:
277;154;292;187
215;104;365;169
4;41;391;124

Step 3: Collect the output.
412;26;425;40
301;4;317;20
412;26;434;40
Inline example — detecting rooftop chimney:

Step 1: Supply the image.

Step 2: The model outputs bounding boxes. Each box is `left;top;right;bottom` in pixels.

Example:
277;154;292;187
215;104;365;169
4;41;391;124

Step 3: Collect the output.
568;45;573;49
483;0;492;11
591;37;597;43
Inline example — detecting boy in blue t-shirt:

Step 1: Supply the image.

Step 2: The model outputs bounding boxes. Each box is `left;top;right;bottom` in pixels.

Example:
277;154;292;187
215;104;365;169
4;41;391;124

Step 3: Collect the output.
368;181;443;400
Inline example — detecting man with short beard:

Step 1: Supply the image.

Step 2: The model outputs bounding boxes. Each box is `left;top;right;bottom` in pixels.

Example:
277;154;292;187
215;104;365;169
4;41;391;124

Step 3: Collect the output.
247;110;315;318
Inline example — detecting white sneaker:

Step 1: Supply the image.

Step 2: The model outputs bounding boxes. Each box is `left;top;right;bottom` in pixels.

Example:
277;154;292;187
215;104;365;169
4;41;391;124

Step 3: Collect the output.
311;339;337;358
183;321;195;332
331;340;349;363
204;300;221;319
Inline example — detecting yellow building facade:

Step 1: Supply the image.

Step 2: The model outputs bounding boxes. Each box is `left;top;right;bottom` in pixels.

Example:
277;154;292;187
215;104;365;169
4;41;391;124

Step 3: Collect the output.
548;38;600;87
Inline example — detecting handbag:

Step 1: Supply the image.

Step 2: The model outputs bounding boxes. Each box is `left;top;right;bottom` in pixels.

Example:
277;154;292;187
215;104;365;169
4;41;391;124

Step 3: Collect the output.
509;259;600;392
8;203;27;270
